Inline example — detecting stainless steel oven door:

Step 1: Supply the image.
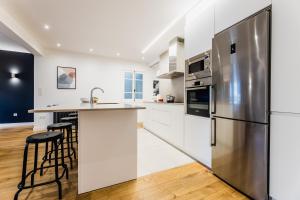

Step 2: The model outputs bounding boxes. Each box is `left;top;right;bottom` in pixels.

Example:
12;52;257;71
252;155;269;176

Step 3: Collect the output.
186;86;210;117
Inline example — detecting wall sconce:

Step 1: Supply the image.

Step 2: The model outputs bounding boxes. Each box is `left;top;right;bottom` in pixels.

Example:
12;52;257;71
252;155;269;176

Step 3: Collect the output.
9;69;21;85
11;72;17;78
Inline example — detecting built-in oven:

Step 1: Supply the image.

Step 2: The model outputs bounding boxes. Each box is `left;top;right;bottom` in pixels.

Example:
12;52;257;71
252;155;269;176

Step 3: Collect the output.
186;77;211;117
185;50;211;81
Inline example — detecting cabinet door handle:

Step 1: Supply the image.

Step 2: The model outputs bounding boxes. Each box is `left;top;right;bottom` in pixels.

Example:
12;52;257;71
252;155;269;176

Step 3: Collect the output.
211;85;216;115
211;118;216;146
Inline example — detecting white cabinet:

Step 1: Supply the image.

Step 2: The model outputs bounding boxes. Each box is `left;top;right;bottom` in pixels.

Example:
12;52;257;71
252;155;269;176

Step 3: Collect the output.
184;115;211;167
270;113;300;200
158;51;169;76
184;1;214;59
214;0;271;34
271;0;300;113
143;103;185;149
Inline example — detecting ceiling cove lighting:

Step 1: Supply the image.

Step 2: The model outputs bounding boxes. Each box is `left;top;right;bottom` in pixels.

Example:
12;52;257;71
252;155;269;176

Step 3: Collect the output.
43;24;50;30
141;0;214;54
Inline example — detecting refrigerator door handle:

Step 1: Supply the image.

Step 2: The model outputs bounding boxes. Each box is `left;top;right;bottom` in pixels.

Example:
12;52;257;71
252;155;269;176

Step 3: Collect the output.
211;85;216;115
211;118;216;146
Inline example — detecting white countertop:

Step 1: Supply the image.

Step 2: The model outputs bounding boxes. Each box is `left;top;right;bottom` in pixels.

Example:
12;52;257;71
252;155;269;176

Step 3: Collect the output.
143;101;184;105
29;103;145;113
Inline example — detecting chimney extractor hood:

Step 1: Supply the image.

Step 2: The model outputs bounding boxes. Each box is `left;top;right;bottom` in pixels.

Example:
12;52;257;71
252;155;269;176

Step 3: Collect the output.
157;37;185;79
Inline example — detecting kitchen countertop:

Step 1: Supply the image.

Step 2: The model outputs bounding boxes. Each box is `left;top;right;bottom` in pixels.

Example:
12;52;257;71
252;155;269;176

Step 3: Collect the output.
29;103;145;113
143;101;184;105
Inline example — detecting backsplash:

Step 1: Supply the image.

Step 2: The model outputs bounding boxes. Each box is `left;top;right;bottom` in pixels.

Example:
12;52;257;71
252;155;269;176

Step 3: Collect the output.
158;76;184;102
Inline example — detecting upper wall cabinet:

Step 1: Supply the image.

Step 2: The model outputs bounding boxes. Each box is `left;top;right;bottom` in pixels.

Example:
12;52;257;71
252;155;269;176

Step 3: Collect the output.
184;1;214;59
214;0;271;34
271;0;300;113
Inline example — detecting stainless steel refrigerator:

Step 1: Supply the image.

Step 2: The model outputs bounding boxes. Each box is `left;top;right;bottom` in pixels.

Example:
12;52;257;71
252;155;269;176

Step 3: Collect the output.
211;9;270;200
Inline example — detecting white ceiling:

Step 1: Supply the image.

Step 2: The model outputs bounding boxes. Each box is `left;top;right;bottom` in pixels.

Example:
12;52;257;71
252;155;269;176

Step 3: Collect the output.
0;0;200;64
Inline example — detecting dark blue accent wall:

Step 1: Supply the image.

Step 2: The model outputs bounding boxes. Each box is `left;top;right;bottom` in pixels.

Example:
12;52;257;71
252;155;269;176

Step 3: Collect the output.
0;50;34;123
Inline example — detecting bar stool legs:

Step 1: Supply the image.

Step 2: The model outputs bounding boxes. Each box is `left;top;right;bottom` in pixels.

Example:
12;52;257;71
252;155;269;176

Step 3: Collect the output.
31;143;38;186
14;143;29;200
69;126;76;160
54;140;62;199
14;133;68;200
41;125;75;173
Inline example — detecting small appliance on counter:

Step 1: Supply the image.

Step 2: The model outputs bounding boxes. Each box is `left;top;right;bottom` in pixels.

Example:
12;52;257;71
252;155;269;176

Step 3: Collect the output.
185;50;212;117
156;94;164;103
166;95;175;103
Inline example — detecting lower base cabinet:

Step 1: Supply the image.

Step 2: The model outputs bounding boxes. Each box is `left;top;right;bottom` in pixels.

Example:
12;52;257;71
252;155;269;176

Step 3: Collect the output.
184;115;211;168
143;103;184;149
143;103;212;168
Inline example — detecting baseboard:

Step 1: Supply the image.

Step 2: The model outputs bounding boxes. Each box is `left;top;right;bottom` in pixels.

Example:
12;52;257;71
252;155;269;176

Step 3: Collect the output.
0;122;33;130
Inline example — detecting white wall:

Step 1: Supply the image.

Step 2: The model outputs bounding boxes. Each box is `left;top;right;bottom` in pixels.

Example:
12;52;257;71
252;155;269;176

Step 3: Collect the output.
34;49;154;130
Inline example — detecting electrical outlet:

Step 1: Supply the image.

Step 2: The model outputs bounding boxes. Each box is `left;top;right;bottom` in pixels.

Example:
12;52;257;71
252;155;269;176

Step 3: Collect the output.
13;113;18;117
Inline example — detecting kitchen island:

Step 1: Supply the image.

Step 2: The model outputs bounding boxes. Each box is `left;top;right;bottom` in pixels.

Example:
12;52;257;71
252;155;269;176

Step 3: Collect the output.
29;103;145;194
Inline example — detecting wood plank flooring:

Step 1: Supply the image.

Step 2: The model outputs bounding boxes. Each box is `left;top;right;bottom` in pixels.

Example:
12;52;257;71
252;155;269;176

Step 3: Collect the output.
0;127;248;200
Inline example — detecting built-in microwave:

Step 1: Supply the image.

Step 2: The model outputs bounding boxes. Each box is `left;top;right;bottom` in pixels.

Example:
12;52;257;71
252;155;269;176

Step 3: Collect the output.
185;77;211;117
185;50;211;81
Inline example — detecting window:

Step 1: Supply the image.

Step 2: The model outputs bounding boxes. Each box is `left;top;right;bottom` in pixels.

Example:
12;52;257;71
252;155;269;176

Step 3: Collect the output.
124;71;143;100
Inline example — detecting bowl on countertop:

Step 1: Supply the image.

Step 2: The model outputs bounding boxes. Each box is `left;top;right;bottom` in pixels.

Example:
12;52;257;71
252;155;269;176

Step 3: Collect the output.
80;98;90;103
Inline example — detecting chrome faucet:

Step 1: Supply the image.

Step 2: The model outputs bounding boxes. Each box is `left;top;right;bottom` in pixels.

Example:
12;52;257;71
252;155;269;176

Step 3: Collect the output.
90;87;104;104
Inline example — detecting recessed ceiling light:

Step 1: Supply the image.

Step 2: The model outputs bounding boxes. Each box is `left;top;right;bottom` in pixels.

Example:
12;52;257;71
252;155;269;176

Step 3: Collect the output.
56;43;61;47
89;48;94;52
43;24;50;30
116;53;120;56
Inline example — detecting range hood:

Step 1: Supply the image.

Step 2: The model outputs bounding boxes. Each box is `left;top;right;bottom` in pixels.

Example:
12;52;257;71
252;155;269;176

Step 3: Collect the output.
157;37;185;79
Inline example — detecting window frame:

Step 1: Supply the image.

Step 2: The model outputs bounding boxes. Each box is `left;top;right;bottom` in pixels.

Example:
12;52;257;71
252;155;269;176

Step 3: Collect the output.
123;70;144;102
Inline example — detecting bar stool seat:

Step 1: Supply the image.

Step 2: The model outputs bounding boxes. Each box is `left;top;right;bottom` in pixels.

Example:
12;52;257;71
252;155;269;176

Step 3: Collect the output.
47;122;72;129
69;112;78;117
14;131;68;200
61;116;77;122
27;132;62;143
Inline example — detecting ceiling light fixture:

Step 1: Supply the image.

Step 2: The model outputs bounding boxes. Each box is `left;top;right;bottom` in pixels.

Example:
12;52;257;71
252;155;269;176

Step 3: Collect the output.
43;24;50;30
141;0;213;54
116;53;120;56
89;48;94;52
56;43;61;47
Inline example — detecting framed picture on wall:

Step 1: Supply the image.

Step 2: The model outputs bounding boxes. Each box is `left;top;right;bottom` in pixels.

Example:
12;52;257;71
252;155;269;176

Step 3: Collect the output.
57;66;76;89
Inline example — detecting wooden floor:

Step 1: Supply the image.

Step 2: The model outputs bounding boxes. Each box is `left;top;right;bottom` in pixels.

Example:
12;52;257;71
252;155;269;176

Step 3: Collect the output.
0;127;248;200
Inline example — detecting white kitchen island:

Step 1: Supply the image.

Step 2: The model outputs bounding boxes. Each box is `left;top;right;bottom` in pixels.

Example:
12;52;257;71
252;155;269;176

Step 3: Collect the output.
29;103;145;194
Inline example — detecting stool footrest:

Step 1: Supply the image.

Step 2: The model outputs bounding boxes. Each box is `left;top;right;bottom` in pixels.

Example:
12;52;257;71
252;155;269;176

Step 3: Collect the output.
17;166;68;190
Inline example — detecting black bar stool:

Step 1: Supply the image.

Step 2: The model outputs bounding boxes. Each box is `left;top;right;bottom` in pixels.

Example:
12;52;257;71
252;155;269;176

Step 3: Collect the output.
42;122;76;171
14;131;68;200
61;116;78;143
69;112;78;117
